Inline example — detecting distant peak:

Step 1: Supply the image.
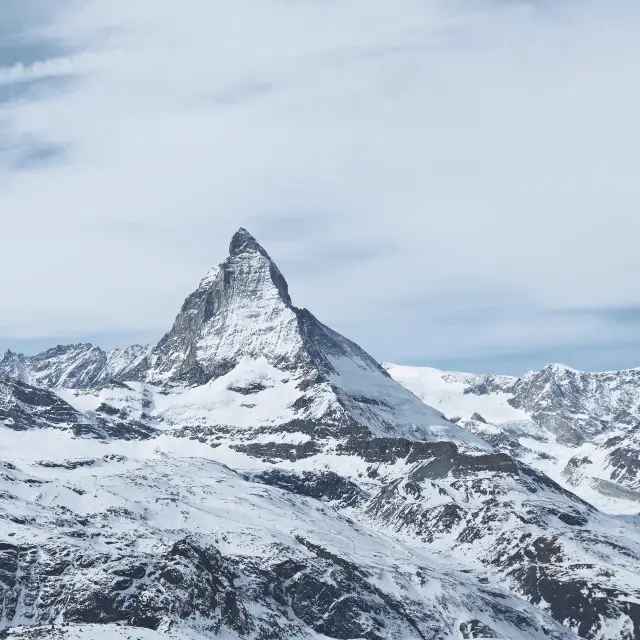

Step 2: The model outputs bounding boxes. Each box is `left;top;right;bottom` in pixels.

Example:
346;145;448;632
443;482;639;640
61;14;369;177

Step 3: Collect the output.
543;363;579;375
1;349;25;360
229;227;267;258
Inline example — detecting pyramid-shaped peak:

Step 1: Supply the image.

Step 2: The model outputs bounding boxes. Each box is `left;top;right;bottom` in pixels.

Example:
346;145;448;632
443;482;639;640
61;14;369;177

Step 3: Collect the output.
229;227;269;258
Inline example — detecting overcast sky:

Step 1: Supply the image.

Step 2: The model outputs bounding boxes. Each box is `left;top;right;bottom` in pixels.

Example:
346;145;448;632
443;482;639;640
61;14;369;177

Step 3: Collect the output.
0;0;639;374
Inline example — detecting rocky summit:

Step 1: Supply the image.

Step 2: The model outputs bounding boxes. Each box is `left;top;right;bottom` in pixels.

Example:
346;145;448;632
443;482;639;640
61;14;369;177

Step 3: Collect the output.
1;229;640;640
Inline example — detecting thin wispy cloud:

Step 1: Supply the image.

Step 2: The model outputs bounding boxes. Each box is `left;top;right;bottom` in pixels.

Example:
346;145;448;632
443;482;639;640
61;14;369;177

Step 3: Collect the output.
0;53;103;86
0;0;639;373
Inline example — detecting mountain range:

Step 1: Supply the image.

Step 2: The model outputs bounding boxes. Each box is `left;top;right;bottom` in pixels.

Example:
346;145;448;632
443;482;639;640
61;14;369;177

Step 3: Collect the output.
385;362;640;510
1;229;639;640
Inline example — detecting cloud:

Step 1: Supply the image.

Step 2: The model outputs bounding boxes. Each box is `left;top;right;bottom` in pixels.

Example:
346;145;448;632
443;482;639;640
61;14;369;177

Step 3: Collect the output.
0;54;103;86
0;0;639;372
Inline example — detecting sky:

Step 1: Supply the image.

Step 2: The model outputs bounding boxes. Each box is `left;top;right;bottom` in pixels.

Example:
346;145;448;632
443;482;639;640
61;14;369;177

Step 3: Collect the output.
0;0;639;375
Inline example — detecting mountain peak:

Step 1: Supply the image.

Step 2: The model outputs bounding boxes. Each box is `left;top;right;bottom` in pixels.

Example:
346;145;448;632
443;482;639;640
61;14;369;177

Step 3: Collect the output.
135;229;485;448
229;227;267;258
226;227;292;305
147;227;296;385
542;363;579;375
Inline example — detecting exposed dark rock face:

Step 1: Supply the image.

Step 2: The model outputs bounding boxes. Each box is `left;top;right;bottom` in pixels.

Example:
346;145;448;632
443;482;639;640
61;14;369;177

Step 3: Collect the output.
0;537;250;634
508;563;640;639
227;382;269;395
339;437;517;476
230;441;322;463
464;374;516;396
459;619;498;638
250;470;367;507
35;459;96;470
602;426;640;490
0;377;80;430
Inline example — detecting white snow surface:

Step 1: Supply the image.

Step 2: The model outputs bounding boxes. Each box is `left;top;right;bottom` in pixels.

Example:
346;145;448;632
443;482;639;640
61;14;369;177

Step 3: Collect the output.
382;363;523;424
54;356;486;450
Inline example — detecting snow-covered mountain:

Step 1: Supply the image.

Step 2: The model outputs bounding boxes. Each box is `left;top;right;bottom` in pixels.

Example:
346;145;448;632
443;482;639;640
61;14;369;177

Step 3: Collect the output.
1;229;479;449
384;362;640;511
0;344;152;389
1;229;640;640
508;364;640;445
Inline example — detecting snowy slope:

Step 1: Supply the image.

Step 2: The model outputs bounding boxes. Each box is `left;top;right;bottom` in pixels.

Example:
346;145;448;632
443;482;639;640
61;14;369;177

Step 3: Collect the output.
0;428;579;640
3;419;640;638
381;364;521;425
